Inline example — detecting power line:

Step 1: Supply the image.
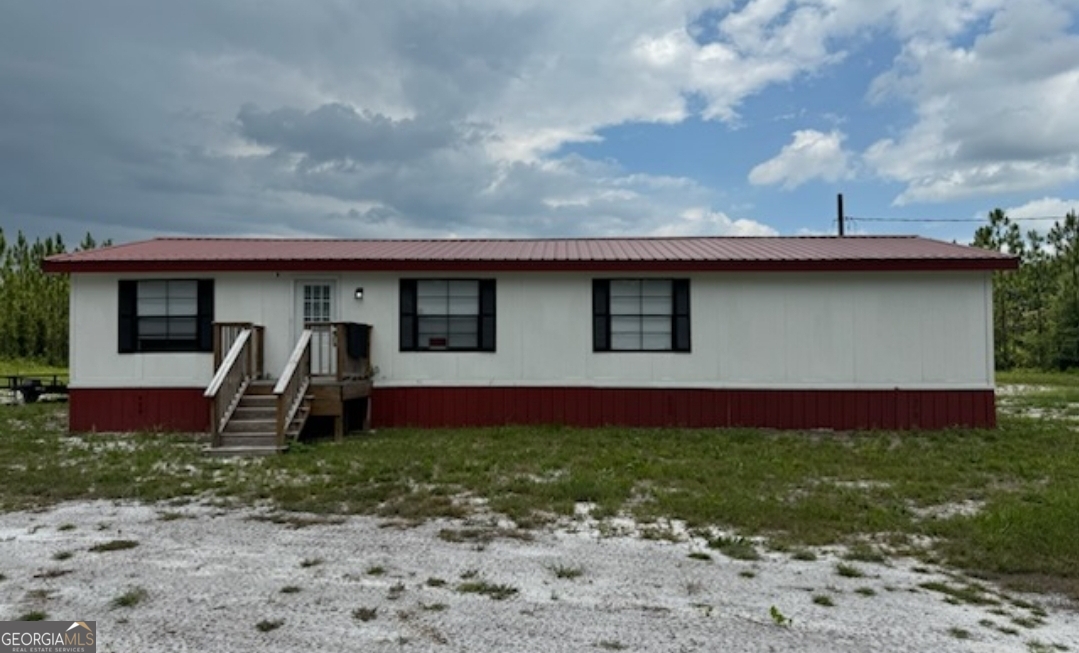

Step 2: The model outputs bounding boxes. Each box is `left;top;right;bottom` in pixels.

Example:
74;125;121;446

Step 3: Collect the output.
846;215;1072;224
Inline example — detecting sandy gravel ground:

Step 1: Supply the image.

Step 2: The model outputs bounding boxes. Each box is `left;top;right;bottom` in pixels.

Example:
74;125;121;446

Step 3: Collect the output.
1;501;1075;653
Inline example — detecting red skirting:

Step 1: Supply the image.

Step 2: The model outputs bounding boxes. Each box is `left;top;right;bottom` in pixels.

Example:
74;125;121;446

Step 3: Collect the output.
67;386;996;433
69;388;209;433
370;387;997;430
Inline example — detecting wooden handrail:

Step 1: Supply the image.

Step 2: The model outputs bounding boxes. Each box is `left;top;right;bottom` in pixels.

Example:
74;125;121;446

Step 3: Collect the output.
204;329;252;446
305;321;372;381
274;330;313;448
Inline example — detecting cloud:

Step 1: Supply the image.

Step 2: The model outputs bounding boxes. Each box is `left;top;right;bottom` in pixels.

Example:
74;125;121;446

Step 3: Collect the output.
0;0;1072;242
649;208;778;237
748;130;853;189
864;0;1079;204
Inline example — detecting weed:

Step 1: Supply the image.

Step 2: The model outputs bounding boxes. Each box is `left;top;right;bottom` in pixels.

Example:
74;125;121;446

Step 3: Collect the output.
387;582;406;600
426;577;447;587
855;587;876;596
111;587;147;609
457;580;519;600
18;611;47;621
551;564;584;580
280;586;302;594
687;552;712;561
56;523;76;532
998;626;1021;636
790;548;818;561
438;527;533;544
248;513;344;529
52;551;74;561
1012;615;1045;629
918;581;999;606
812;594;835;607
366;565;386;576
707;536;761;561
596;641;626;651
685;581;703;596
459;569;479;580
769;605;790;627
353;607;378;622
835;563;865;578
255;619;284;632
0;573;6;582
158;511;188;521
33;568;71;579
89;539;138;553
844;543;886;564
299;557;323;569
420;602;447;612
948;627;971;640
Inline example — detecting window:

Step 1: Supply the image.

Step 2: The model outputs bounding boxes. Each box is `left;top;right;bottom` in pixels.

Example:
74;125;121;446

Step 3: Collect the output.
400;279;495;351
118;279;214;353
593;279;690;352
302;283;333;325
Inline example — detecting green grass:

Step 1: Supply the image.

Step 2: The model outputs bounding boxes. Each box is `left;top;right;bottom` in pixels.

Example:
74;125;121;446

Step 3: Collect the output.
111;587;147;609
836;563;865;578
3;384;1079;599
456;580;519;600
18;611;47;621
812;594;835;607
551;564;584;579
706;536;761;561
0;359;68;378
89;539;139;553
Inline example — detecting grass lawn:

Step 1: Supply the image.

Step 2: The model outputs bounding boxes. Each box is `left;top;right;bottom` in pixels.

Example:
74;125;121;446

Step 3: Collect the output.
0;358;68;379
1;371;1077;600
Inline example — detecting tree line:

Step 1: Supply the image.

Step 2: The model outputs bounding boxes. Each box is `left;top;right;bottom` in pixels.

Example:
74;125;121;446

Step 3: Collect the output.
974;208;1079;370
0;229;108;367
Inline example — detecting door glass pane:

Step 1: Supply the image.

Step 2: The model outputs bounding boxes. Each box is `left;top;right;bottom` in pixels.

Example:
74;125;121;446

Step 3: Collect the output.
303;284;332;323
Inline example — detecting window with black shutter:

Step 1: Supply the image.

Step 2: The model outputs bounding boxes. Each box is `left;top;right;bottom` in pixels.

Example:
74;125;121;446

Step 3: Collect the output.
118;279;214;353
592;278;690;352
399;279;496;352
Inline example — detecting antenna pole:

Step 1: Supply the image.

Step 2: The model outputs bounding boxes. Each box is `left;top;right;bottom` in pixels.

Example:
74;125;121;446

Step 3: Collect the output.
837;193;845;236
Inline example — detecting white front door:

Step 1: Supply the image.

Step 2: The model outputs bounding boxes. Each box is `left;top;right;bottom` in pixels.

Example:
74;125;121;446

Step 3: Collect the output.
296;280;336;375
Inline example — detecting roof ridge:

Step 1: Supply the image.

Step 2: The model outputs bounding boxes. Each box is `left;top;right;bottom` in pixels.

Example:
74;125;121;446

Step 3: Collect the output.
149;234;921;243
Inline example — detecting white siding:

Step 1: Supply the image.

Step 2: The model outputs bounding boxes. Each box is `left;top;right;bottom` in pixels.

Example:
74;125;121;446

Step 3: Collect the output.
69;270;994;390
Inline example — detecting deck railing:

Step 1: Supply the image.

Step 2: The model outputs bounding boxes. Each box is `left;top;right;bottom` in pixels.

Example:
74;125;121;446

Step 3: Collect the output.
305;322;372;381
273;330;312;449
204;328;253;447
213;322;264;378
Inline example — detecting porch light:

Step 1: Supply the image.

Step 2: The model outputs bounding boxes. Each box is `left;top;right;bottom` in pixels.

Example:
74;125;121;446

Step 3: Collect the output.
354;287;364;300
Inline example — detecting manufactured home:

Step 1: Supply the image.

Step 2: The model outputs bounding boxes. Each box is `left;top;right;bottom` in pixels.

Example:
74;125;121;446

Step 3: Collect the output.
44;235;1016;452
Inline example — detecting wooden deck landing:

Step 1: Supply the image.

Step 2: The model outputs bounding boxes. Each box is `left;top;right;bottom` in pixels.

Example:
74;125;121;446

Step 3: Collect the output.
310;376;372;440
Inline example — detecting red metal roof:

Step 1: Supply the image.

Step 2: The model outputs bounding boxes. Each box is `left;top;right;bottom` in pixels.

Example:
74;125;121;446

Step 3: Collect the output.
42;236;1018;273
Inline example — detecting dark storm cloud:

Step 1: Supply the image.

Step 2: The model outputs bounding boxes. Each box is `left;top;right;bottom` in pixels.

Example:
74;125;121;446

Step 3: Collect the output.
236;103;478;164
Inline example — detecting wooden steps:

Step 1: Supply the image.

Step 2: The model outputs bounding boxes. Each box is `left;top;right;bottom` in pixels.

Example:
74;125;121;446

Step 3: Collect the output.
205;381;311;457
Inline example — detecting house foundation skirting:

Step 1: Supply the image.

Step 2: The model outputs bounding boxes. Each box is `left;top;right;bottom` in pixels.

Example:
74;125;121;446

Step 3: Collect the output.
373;387;996;430
69;388;209;433
68;386;996;433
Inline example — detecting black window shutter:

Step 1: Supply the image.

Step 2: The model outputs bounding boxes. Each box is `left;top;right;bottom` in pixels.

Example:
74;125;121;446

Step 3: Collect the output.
197;279;215;352
399;280;417;350
592;279;610;351
673;279;691;352
118;280;137;353
479;279;496;351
